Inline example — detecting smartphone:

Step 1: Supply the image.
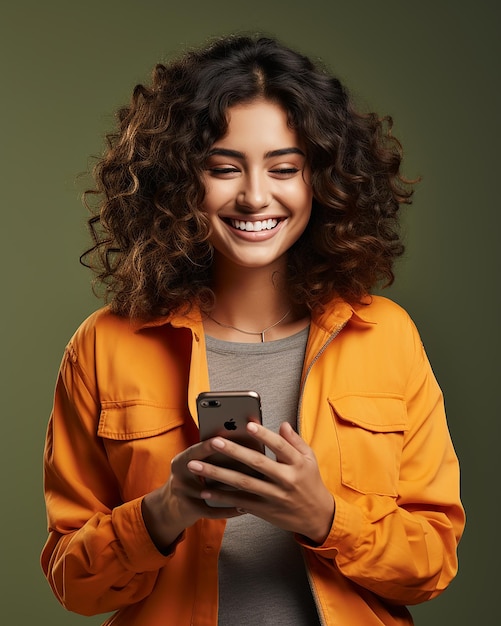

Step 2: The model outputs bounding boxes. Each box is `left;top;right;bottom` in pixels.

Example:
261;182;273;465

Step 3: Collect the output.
196;390;265;501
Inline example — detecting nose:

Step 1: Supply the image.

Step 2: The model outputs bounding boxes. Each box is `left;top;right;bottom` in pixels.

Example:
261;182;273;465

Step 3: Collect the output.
237;171;271;211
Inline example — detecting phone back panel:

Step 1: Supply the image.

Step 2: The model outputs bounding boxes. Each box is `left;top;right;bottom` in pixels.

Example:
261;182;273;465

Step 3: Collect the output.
196;391;265;473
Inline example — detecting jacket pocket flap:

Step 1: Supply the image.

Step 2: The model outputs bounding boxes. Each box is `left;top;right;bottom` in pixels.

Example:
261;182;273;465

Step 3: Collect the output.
98;403;185;440
329;394;408;433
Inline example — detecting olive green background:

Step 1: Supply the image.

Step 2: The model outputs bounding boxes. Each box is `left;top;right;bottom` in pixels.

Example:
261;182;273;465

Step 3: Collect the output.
1;1;499;624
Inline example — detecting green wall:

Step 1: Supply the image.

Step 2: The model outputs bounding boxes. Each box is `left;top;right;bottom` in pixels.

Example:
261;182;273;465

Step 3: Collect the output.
2;1;499;623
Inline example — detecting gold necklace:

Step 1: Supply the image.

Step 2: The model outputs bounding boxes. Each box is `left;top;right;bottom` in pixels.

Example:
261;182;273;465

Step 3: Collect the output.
208;309;291;342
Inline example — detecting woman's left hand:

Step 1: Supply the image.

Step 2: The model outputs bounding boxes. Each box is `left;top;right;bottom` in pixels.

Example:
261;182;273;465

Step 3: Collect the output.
187;421;335;544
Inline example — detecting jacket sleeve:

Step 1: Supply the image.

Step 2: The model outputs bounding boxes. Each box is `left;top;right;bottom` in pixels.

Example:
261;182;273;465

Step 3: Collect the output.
298;315;465;605
41;344;177;616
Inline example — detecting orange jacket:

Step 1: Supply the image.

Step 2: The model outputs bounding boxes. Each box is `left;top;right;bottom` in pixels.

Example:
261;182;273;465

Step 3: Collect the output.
41;296;464;625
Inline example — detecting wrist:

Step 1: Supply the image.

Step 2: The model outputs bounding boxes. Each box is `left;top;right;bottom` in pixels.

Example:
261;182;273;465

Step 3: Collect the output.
141;489;186;554
304;494;335;546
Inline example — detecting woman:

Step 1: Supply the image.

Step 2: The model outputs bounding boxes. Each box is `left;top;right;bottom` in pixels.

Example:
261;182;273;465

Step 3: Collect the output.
41;34;465;625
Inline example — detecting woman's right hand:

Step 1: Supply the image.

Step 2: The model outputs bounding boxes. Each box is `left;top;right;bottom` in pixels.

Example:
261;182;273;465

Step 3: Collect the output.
141;439;240;553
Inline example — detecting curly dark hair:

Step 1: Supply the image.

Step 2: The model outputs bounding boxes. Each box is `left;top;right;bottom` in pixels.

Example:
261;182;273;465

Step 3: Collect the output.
82;34;416;320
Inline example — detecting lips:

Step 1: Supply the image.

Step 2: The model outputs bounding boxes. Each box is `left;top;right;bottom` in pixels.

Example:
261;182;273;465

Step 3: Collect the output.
229;218;279;232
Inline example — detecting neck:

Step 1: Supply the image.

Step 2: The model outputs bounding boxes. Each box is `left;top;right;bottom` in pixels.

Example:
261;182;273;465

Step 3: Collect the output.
214;261;288;322
206;257;306;342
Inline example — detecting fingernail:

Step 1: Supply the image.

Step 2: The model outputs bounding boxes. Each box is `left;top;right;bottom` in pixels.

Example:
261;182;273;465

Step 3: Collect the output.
188;461;204;472
247;422;258;433
212;438;225;449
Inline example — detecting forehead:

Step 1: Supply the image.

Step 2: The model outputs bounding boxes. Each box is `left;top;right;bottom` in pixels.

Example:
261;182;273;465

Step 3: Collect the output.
216;99;301;149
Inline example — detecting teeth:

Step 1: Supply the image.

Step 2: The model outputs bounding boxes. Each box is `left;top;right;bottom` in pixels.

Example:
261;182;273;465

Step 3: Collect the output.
230;218;279;232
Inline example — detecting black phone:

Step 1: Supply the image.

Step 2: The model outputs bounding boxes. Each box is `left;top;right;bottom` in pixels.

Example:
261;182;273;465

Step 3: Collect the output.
196;391;265;502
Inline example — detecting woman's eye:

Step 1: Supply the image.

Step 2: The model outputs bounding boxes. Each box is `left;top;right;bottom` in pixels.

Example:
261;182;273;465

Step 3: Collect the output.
208;167;239;176
270;167;300;176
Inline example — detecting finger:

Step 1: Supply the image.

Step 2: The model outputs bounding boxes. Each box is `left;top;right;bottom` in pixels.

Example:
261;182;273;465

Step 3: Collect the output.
171;439;229;481
278;422;312;456
184;438;226;462
188;457;265;491
188;457;279;499
208;436;277;477
246;422;300;464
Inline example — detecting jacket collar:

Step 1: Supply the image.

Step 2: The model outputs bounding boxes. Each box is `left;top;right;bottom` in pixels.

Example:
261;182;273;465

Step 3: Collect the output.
132;307;203;334
310;295;377;335
132;295;377;336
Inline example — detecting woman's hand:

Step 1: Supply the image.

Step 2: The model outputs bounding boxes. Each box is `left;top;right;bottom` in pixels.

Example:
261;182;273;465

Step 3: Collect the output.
141;439;242;553
187;422;335;545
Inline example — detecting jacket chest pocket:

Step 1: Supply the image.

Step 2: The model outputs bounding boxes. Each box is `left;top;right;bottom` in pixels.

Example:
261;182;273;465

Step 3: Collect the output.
329;394;408;497
98;403;196;500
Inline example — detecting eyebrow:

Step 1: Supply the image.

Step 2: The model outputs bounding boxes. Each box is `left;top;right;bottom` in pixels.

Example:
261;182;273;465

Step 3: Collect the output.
207;147;306;159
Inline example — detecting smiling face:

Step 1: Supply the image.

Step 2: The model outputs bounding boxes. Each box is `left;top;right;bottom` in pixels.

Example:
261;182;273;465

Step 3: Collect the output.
202;99;313;274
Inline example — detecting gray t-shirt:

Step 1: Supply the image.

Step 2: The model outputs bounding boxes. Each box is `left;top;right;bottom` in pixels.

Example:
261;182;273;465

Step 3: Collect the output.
205;327;321;625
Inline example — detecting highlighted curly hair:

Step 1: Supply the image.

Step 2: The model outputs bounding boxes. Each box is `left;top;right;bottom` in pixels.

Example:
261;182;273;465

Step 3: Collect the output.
82;34;416;320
